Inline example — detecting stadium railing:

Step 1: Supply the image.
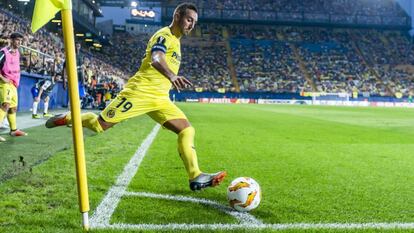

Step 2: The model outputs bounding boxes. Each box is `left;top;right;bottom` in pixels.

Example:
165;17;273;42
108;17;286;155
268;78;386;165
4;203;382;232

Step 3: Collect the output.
20;45;56;76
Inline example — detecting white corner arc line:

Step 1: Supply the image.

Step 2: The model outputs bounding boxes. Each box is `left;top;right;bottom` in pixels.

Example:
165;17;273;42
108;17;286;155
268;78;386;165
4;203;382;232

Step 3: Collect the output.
89;122;261;230
90;124;161;227
124;191;262;225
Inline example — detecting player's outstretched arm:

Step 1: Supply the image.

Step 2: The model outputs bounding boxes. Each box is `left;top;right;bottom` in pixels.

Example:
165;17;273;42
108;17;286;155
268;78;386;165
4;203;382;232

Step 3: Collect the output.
151;51;192;92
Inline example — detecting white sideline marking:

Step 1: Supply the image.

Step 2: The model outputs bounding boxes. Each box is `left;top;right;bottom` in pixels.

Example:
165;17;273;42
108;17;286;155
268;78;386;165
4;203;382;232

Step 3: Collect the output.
90;124;161;227
93;222;414;231
124;191;262;225
0;109;69;134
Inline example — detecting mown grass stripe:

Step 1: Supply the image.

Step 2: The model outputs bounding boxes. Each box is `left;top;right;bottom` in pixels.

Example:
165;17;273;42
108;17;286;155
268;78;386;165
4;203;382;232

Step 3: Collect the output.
90;124;161;227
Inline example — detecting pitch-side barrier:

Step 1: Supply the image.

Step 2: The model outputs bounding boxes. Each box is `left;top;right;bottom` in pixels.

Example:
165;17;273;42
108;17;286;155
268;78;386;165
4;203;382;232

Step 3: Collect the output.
185;98;414;108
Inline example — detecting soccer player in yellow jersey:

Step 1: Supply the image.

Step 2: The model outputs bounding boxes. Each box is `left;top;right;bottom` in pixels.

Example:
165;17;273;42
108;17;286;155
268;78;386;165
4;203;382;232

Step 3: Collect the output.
46;2;226;191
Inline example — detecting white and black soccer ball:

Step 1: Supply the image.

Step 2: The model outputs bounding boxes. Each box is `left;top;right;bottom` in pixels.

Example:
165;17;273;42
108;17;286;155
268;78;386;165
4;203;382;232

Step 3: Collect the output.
227;177;261;212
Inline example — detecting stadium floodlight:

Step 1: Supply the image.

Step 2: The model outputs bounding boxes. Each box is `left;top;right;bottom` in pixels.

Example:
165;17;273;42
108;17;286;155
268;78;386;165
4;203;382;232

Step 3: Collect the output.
131;1;138;7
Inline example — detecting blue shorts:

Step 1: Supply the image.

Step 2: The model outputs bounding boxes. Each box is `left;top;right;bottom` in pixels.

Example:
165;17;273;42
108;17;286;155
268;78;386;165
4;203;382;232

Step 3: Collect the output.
66;81;86;101
78;82;86;98
31;87;49;100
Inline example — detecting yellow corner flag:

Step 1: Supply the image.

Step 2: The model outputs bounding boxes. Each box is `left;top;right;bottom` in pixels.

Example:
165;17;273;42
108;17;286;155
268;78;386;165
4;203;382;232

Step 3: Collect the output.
31;0;90;230
31;0;71;33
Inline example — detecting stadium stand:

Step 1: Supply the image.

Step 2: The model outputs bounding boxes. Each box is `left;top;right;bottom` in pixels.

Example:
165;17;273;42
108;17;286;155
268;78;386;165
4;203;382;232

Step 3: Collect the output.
1;0;413;104
103;20;414;97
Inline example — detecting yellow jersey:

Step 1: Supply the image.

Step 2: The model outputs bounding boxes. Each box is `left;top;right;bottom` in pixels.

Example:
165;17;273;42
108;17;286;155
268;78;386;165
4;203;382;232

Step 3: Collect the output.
125;26;181;98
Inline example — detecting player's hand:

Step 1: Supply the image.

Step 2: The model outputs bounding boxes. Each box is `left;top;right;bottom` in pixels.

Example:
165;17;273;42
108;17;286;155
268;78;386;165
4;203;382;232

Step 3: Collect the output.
169;75;192;92
35;97;40;102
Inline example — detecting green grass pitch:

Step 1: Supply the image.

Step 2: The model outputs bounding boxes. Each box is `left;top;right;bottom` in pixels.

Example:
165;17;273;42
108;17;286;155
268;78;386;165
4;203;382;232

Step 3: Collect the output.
1;103;414;232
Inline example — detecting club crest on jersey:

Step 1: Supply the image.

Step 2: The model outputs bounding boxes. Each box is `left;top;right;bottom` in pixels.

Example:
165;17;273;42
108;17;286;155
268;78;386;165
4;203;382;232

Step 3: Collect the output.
106;109;116;118
157;36;166;44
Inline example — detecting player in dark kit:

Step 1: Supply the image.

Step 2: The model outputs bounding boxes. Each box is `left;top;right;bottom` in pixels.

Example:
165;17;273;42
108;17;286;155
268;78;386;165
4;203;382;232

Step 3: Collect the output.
31;76;57;118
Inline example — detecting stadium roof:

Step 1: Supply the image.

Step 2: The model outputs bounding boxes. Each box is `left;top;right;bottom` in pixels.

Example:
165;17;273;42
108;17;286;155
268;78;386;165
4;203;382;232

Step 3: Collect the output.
96;0;129;7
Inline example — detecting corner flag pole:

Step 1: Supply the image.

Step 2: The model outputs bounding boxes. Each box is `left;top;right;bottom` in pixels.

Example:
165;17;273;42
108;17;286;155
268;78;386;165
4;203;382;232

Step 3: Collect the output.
61;9;90;230
31;0;90;229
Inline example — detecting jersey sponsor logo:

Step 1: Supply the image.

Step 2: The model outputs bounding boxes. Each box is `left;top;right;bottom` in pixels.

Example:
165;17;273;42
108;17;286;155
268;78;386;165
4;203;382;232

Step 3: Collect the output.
106;109;116;118
172;52;181;62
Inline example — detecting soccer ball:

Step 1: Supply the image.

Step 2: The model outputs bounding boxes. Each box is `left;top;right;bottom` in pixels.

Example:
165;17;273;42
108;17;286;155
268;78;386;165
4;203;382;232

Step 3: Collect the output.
227;177;261;212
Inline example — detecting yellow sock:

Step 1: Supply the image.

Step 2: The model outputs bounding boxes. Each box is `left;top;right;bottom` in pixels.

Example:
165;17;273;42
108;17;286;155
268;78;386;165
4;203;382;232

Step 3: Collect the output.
178;127;202;179
7;112;17;131
65;112;103;133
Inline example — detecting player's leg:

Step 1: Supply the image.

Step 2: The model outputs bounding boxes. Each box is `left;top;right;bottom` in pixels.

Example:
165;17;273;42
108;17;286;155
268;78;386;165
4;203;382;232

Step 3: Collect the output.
46;91;147;132
0;82;10;124
42;95;53;117
93;92;155;132
7;107;21;135
7;86;27;136
46;95;119;132
0;82;9;141
164;119;202;179
31;87;41;119
46;111;109;133
164;119;226;191
0;102;7;142
148;101;226;191
0;102;7;127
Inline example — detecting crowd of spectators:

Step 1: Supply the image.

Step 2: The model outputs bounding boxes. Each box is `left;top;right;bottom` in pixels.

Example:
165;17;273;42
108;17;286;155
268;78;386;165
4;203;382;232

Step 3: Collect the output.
101;29;231;93
0;10;63;76
353;29;414;96
0;9;126;108
225;23;413;97
101;31;147;76
295;28;388;96
2;3;413;100
168;0;407;26
98;21;414;97
231;39;310;93
168;0;405;16
198;23;224;41
180;42;232;92
374;65;414;97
